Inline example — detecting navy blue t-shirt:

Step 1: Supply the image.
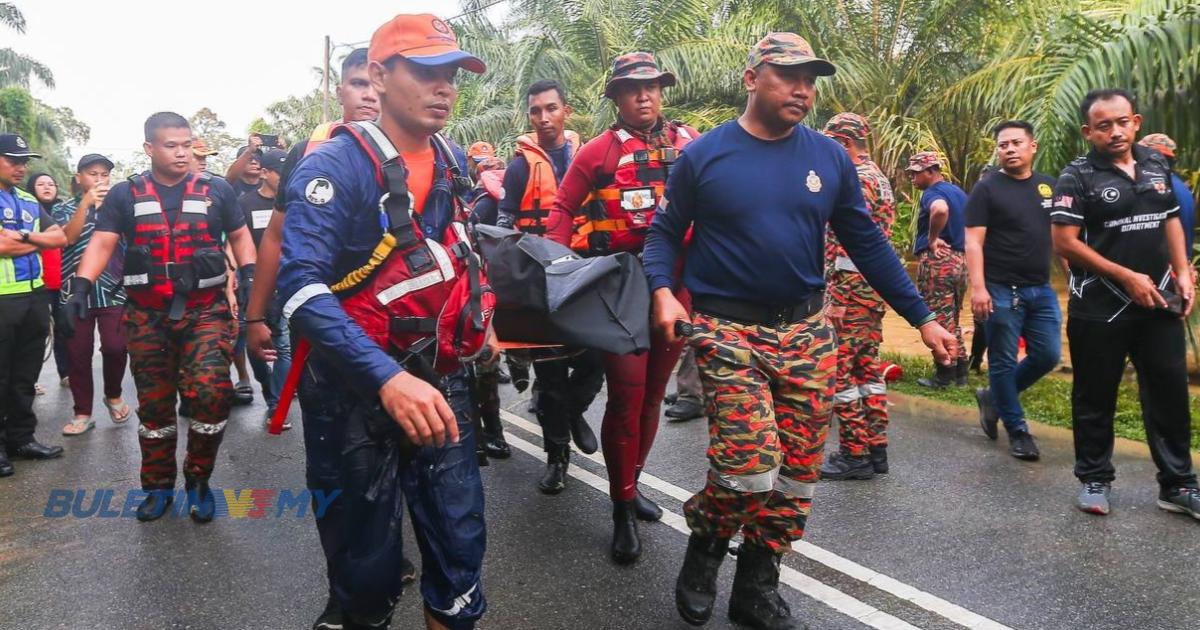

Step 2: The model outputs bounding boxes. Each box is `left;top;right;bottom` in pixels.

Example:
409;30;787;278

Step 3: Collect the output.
913;180;967;254
644;120;930;326
497;142;572;218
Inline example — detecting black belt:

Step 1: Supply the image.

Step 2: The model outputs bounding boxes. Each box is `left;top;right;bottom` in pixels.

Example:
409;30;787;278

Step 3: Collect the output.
692;293;825;328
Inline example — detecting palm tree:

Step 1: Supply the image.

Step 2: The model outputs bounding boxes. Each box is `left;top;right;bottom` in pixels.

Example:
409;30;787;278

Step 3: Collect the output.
0;3;54;89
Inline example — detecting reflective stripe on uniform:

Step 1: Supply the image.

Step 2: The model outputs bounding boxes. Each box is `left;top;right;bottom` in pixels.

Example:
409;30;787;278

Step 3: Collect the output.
712;467;778;493
860;381;887;396
123;273;149;286
189;419;227;435
428;583;478;618
283;283;333;319
773;476;816;499
181;199;208;215
614;129;634;143
359;121;400;162
196;271;228;289
376;240;456;306
133;201;160;217
834;256;859;274
833;387;862;404
138;424;178;440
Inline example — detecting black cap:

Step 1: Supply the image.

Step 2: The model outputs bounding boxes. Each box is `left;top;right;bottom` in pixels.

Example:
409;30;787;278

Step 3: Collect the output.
76;153;114;172
259;149;287;173
0;133;42;159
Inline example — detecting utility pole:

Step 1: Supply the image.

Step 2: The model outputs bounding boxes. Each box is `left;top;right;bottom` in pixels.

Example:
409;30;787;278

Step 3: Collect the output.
322;35;331;123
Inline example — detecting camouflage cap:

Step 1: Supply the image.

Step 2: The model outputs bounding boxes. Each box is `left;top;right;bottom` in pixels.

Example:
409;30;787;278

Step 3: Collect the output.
603;52;677;99
1138;133;1176;159
476;156;505;172
746;32;836;76
906;151;941;172
822;113;871;142
191;138;219;157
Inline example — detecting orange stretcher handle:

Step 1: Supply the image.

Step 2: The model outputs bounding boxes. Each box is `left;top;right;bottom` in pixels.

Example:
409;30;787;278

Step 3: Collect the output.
269;339;310;435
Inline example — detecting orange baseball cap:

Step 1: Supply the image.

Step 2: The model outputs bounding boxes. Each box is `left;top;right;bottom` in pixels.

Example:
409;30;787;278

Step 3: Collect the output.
369;14;486;74
467;141;495;162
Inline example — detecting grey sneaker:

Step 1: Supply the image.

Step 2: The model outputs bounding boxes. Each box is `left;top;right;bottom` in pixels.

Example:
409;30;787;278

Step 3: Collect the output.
1157;486;1200;520
1077;481;1112;515
1007;430;1040;461
975;388;998;440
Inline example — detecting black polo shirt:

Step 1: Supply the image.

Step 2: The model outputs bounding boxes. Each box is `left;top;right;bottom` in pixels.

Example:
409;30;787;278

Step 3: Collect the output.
965;170;1057;287
1051;145;1180;321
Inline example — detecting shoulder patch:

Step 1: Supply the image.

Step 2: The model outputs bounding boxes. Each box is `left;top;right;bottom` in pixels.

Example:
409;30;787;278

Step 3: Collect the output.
304;177;335;205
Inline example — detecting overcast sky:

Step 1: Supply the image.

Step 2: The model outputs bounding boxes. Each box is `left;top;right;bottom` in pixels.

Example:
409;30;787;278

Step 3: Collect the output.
15;1;497;163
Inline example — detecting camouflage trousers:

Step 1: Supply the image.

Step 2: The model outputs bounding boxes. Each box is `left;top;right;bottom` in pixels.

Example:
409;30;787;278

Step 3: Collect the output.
683;310;836;552
917;250;967;359
124;301;234;490
832;300;888;455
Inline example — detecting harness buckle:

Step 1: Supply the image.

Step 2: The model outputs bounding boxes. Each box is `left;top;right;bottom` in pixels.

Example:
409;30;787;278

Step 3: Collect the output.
659;148;678;163
632;150;651;164
450;241;472;260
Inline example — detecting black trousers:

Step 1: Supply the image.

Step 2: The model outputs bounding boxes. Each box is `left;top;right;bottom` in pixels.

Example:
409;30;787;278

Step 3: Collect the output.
1068;315;1197;490
532;349;604;449
0;289;51;448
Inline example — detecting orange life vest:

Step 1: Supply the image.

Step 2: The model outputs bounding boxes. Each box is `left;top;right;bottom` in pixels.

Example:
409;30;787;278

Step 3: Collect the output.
573;122;694;255
121;172;227;313
512;130;581;236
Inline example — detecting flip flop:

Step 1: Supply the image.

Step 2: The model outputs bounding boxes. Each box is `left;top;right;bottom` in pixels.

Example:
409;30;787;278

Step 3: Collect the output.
63;416;95;436
34;384;46;396
104;399;132;424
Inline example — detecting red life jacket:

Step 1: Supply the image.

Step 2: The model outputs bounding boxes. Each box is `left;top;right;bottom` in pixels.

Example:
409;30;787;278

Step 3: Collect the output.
574;122;695;255
122;172;227;312
331;121;495;375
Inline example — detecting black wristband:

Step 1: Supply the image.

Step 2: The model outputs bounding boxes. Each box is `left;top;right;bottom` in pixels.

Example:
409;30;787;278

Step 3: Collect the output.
244;317;267;324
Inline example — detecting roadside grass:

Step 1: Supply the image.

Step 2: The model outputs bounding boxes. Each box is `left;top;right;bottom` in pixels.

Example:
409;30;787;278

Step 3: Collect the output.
883;352;1200;452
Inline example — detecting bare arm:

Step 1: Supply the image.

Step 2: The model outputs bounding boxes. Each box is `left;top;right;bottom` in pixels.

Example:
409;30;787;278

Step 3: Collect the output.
225;135;263;182
75;231;120;282
63;202;91;243
29;224;67;249
927;199;949;247
245;210;283;319
965;226;992;320
226;225;257;268
0;231;37;256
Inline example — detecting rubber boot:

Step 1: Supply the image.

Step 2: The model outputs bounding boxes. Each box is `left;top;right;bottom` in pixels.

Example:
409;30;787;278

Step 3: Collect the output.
538;442;569;495
954;358;969;386
675;534;731;625
869;445;889;474
611;500;642;565
916;361;955;389
569;413;598;455
135;490;174;522
481;410;511;460
728;543;803;629
633;468;663;521
186;476;215;523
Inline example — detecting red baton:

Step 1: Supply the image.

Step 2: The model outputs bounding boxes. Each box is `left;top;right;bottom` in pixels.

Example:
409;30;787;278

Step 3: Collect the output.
269;338;310;435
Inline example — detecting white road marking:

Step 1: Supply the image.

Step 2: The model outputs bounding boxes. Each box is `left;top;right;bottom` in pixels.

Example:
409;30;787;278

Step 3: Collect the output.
499;414;920;630
500;410;1014;630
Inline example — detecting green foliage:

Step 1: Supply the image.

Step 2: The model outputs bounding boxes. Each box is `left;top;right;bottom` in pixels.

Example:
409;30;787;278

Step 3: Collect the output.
0;3;53;89
884;352;1200;451
188;107;239;174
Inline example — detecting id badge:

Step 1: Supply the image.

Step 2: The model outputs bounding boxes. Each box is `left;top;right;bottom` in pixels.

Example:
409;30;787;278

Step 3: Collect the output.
620;188;655;211
251;209;273;230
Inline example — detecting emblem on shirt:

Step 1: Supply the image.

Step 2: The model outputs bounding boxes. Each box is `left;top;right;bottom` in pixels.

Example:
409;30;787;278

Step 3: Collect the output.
1151;177;1167;195
305;178;335;205
806;170;822;193
621;187;654;211
1101;187;1120;203
1038;183;1052;198
20;209;33;224
2;207;12;220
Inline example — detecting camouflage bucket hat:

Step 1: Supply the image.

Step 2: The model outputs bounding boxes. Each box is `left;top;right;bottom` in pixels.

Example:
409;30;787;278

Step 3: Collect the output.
603;52;677;99
1138;133;1177;159
906;151;941;172
823;113;871;142
746;32;836;76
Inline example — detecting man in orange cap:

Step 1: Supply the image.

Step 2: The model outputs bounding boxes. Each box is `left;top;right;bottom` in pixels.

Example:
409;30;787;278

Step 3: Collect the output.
189;137;219;174
276;14;489;630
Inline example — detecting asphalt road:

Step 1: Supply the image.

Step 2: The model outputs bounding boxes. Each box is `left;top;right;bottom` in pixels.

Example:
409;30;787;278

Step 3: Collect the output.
1;356;1198;630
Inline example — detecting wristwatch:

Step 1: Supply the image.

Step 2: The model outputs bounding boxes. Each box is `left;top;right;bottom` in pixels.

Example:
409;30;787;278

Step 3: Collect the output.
18;229;31;243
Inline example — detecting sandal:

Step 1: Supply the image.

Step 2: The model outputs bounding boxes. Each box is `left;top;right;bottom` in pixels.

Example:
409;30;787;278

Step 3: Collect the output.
104;399;132;424
63;416;95;436
34;383;46;396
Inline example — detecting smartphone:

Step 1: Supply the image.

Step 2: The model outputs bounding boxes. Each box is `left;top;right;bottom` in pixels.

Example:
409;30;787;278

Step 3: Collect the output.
1157;288;1185;316
257;134;279;148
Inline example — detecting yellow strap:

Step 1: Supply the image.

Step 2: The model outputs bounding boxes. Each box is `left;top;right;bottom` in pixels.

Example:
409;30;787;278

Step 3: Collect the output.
330;234;396;293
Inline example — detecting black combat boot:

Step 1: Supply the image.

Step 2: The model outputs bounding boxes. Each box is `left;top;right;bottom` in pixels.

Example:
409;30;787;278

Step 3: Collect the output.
955;358;969;386
135;489;174;522
481;412;511;460
869;445;889;474
820;449;875;480
568;413;598;454
675;534;731;625
611;499;642;565
916;361;955;389
186;477;216;523
538;443;570;495
632;468;663;521
729;543;804;629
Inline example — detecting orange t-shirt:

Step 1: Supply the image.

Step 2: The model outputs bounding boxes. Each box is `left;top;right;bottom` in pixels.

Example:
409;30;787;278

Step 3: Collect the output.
401;146;435;215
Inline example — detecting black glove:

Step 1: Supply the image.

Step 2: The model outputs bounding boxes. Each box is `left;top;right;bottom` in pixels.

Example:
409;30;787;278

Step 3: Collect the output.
237;264;255;311
61;276;92;338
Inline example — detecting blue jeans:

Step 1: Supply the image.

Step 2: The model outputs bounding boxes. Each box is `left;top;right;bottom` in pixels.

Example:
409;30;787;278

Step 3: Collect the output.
984;282;1062;434
243;314;291;409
